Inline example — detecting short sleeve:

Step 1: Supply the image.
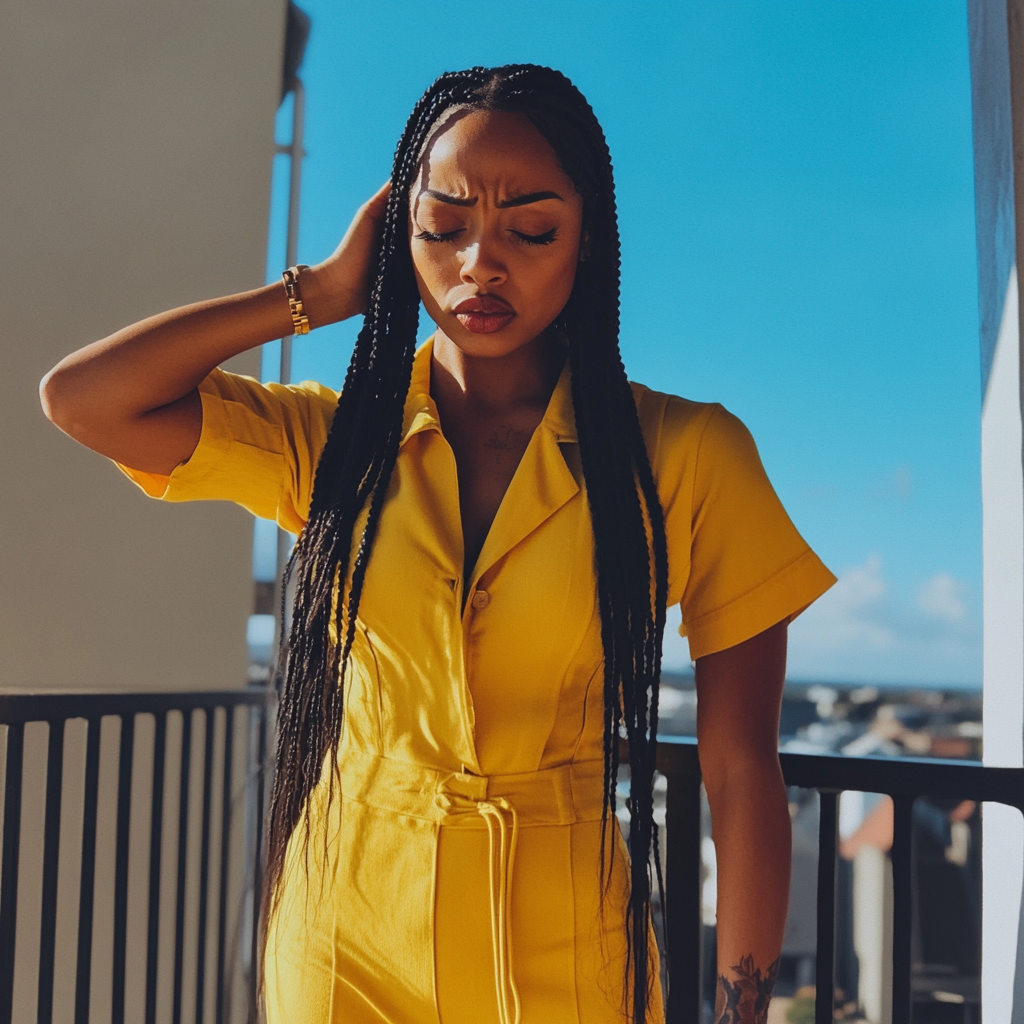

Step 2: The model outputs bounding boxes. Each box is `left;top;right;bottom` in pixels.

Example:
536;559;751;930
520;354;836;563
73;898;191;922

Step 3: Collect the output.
674;405;836;658
640;392;836;660
114;368;339;534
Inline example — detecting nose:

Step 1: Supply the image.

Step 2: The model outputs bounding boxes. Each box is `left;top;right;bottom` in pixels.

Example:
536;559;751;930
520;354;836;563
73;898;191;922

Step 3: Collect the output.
459;240;507;288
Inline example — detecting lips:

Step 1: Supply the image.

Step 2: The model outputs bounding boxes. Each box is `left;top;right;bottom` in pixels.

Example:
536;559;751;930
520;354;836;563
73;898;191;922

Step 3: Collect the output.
452;295;516;334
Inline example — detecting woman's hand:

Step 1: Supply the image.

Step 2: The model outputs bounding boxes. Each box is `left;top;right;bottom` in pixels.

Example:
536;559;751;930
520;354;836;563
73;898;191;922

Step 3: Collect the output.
302;181;390;326
39;182;391;476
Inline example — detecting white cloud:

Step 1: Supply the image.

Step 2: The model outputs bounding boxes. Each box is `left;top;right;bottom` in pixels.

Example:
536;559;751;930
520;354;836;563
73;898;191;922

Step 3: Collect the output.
870;465;914;502
660;554;982;687
917;572;968;625
786;554;980;687
794;553;895;650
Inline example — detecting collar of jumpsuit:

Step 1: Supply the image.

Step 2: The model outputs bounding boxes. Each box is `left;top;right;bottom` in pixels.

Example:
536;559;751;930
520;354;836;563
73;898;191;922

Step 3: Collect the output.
398;336;580;597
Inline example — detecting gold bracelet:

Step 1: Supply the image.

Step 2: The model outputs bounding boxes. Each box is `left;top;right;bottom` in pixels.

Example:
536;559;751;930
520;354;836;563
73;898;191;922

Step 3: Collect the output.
282;264;311;336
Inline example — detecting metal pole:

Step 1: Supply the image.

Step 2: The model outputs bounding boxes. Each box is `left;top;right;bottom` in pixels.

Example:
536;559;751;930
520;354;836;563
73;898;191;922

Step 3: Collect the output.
274;77;305;612
279;77;305;390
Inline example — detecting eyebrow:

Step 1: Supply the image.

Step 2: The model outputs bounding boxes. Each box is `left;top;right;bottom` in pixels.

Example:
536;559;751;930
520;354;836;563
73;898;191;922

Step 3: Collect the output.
419;189;564;208
498;190;564;208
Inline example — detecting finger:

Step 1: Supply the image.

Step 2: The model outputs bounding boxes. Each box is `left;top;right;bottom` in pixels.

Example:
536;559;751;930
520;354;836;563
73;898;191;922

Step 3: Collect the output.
365;181;391;220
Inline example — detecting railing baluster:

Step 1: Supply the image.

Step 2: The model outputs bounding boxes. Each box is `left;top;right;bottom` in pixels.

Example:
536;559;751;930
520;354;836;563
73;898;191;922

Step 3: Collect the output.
172;710;193;1024
0;691;269;1024
112;714;136;1024
75;717;102;1024
37;719;66;1024
195;708;216;1024
0;723;25;1024
663;763;702;1024
249;704;268;1022
146;712;168;1024
815;790;839;1024
891;795;915;1024
217;706;235;1022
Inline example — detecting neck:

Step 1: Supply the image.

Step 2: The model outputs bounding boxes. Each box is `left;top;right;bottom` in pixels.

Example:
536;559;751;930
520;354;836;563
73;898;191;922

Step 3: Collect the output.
429;328;564;417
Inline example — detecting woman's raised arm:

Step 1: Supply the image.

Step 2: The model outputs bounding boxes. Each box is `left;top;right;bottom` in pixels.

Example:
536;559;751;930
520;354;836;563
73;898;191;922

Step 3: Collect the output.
39;182;390;475
695;618;791;1024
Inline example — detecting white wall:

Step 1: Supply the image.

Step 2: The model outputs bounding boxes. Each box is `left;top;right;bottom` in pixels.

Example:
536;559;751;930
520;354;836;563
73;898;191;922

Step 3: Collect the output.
969;1;1024;1019
0;1;286;691
981;270;1024;1024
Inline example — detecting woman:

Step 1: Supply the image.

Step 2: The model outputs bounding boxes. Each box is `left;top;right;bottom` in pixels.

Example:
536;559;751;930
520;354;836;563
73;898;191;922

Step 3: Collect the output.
41;65;835;1024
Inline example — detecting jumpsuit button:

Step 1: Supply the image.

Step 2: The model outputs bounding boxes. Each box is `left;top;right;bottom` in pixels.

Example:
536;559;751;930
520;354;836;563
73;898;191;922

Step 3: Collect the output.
471;590;490;610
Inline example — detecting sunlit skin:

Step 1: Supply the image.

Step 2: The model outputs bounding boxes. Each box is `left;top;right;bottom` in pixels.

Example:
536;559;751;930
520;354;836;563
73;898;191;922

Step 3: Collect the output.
409;109;585;574
39;102;790;1023
409;109;584;359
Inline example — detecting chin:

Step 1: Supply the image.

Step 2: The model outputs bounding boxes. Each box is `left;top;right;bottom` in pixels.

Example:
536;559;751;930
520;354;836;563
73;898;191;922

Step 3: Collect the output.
438;324;541;359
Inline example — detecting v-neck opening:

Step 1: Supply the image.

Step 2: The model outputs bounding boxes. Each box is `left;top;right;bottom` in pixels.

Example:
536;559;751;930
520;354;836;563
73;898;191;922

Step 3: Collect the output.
426;359;566;599
400;339;581;616
452;418;542;611
459;419;541;599
459;390;581;603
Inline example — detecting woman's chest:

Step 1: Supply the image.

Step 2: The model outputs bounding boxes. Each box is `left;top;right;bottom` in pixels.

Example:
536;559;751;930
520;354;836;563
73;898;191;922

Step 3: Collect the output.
441;407;545;580
341;426;608;773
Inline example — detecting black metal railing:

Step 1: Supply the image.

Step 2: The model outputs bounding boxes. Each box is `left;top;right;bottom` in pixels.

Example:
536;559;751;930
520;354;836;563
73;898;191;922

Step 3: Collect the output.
0;689;274;1024
657;735;1023;1024
2;694;1015;1024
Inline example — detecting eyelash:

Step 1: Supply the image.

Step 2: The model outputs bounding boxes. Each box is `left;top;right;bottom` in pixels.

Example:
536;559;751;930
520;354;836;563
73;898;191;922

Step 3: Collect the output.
514;228;558;246
414;229;461;243
413;228;559;247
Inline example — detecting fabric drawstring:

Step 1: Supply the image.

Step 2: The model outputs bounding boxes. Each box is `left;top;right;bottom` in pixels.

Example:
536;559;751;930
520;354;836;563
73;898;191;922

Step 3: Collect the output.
336;751;606;1022
479;798;521;1024
435;786;522;1024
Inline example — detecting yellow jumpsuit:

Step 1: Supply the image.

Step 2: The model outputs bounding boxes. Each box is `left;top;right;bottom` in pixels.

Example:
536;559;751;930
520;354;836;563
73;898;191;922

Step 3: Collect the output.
119;339;835;1024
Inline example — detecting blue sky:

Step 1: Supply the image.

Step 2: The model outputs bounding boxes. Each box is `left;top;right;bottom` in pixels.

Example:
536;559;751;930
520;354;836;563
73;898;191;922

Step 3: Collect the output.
258;1;982;687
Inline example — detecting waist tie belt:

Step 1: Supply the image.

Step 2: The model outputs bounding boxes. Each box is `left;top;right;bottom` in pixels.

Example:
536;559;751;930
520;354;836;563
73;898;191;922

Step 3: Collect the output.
338;751;607;1024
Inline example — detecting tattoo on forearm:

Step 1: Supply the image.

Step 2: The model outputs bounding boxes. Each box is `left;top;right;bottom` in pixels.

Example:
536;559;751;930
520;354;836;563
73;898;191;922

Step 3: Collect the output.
715;954;781;1024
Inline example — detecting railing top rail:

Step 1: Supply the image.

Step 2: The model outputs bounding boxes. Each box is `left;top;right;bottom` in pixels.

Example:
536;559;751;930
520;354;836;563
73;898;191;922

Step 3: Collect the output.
655;734;1024;809
0;688;274;725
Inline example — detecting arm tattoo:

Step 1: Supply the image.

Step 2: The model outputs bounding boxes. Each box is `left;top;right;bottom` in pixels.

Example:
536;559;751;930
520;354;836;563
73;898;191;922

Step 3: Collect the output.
715;954;781;1024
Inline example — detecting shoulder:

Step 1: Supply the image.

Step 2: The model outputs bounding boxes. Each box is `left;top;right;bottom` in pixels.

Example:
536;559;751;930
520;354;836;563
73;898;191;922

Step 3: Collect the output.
198;368;340;458
201;368;339;424
629;381;753;478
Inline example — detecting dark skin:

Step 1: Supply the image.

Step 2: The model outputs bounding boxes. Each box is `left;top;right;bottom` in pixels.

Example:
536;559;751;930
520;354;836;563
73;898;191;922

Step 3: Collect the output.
409;109;583;578
433;349;562;579
697;619;790;1023
40;108;791;1020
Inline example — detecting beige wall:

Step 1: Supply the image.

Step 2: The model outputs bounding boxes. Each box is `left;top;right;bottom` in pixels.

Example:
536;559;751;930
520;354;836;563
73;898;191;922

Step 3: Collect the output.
0;1;286;691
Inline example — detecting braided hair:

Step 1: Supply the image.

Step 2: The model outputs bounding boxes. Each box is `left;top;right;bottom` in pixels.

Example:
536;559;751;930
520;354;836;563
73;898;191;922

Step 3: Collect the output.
263;64;670;1022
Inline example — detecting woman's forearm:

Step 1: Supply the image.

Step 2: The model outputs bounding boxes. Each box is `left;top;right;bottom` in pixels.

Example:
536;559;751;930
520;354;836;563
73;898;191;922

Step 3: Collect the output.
707;761;791;1024
44;283;287;416
38;270;350;474
39;182;390;475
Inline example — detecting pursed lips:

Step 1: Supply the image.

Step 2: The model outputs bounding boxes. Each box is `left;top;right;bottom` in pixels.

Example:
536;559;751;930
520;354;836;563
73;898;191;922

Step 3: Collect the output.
452;295;516;334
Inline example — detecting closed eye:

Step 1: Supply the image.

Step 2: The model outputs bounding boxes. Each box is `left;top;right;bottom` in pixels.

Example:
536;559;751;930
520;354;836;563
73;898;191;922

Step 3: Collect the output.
413;229;464;243
510;228;558;246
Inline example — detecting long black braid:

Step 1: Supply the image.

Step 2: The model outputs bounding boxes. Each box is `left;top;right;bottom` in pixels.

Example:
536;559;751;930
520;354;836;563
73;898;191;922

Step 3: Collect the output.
263;64;670;1022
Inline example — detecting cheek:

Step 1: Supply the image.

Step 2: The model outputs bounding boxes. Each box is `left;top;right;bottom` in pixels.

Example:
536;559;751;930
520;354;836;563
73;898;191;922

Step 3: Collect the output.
410;244;451;299
537;248;580;307
508;250;578;324
410;243;439;279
